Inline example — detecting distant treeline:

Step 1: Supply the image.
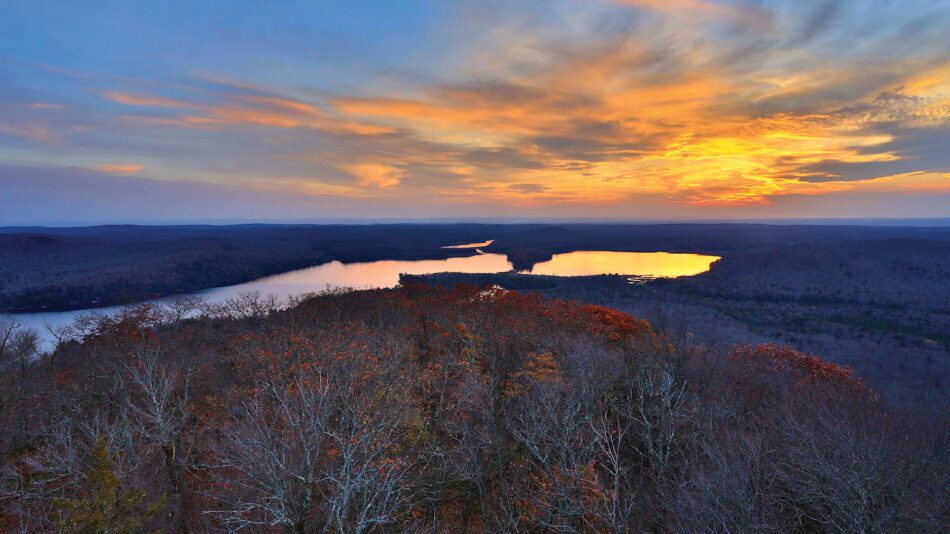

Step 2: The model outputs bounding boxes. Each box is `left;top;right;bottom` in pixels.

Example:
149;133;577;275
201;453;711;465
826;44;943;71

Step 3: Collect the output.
4;223;950;312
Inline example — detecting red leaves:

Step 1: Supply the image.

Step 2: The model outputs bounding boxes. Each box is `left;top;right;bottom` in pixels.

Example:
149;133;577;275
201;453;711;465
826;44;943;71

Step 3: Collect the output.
573;303;653;345
731;343;863;389
80;303;166;346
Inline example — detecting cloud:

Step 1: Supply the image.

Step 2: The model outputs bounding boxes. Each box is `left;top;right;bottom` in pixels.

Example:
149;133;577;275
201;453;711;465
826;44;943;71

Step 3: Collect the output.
791;0;844;45
0;163;413;225
3;0;949;219
27;102;65;110
96;163;144;174
614;0;773;27
0;164;279;225
508;183;548;194
104;91;190;108
0;123;59;143
340;163;403;189
110;89;393;135
461;147;544;170
796;128;950;182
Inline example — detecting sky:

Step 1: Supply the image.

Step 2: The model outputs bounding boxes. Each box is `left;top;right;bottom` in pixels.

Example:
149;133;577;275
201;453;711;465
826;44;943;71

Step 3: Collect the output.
1;0;949;225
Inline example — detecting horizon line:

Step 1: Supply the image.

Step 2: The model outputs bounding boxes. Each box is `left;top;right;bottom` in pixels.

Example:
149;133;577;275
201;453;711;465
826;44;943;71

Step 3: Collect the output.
4;216;950;230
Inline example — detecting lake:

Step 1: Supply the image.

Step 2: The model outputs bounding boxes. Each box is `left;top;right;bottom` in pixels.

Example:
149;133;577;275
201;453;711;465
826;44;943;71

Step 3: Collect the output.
13;250;719;348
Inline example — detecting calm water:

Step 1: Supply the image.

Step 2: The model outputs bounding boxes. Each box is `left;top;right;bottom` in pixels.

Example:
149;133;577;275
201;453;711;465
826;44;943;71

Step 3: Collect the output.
14;250;719;349
526;251;719;278
441;239;495;249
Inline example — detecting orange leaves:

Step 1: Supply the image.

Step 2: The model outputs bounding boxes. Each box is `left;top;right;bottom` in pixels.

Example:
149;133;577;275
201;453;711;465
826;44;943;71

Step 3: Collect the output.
575;303;654;345
730;343;864;393
507;352;563;398
523;352;560;383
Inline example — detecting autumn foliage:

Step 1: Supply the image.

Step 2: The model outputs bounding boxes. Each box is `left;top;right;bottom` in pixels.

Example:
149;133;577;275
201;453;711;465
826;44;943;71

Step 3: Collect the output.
0;286;946;532
732;342;859;385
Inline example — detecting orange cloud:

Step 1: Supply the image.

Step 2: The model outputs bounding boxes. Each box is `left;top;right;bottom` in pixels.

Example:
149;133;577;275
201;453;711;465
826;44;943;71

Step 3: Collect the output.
96;163;144;174
244;95;320;115
114;90;393;136
201;105;305;128
851;170;950;193
340;163;404;189
104;91;189;108
320;26;949;208
92;11;947;211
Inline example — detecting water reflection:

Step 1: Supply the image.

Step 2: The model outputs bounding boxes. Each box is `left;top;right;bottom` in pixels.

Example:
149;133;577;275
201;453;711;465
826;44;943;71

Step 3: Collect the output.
14;249;719;348
442;240;495;249
524;251;720;278
203;253;513;299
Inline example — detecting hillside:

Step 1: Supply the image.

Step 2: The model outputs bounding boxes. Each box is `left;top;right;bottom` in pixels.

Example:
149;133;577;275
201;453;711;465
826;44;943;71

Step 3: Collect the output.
1;286;946;532
402;235;950;399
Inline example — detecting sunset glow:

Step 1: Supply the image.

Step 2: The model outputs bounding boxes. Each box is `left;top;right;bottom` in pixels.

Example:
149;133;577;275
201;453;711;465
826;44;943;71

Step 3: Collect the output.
1;1;948;223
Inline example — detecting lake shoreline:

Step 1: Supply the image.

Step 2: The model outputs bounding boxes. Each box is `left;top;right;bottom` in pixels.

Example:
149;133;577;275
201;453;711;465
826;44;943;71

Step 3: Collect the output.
3;246;721;314
10;250;720;349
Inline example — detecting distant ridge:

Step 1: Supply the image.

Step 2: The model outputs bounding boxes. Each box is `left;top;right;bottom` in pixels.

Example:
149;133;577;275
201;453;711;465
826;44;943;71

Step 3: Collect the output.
3;217;950;231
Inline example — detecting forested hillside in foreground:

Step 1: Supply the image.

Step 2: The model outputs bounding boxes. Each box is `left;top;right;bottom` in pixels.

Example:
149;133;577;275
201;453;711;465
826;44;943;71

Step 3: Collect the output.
1;286;947;532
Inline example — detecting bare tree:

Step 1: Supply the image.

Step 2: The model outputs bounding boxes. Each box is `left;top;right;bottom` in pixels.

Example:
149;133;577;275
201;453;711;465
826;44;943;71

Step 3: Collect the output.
588;392;639;533
0;314;37;376
0;314;18;358
767;397;948;533
125;341;197;531
505;354;609;533
214;291;283;321
673;430;778;533
0;315;38;450
162;295;208;326
209;340;424;533
6;412;146;533
210;373;334;531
